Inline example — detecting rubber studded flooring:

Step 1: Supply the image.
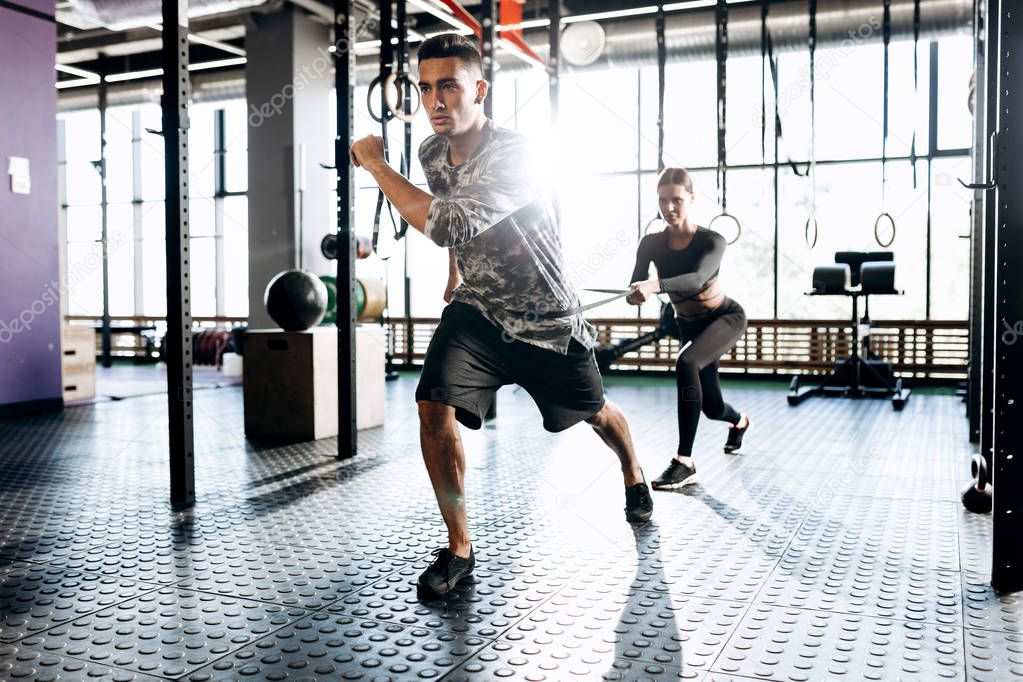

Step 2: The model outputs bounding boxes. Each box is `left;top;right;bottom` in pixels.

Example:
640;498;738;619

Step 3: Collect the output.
0;374;1016;681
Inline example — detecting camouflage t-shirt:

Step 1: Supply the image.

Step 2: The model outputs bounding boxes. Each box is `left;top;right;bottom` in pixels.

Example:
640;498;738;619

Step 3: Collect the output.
420;120;596;353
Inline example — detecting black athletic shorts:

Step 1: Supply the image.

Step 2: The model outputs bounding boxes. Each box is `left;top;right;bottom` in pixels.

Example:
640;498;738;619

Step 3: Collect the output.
415;302;605;432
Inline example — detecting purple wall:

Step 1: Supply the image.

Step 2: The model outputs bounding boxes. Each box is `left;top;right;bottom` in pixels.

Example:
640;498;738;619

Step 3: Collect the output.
0;1;61;409
12;0;54;14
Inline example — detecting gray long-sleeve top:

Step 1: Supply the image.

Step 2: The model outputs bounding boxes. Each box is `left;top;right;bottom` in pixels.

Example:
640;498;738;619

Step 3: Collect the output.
630;227;726;301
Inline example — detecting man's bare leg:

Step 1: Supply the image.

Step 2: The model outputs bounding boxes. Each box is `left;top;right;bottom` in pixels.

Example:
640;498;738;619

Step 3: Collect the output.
586;399;645;486
418;400;472;558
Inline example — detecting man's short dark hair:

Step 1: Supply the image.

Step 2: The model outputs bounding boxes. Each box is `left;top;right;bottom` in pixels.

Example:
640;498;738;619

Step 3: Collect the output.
417;33;483;76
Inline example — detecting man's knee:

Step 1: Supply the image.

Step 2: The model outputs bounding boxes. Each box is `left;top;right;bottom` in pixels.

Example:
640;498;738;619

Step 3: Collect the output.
418;399;455;429
585;400;613;427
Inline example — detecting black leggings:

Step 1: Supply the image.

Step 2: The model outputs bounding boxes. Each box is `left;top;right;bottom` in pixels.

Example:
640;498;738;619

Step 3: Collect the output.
674;298;747;457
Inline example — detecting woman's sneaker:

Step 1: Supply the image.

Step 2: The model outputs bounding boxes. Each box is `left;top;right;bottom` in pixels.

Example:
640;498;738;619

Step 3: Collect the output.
724;417;751;454
651;459;698;490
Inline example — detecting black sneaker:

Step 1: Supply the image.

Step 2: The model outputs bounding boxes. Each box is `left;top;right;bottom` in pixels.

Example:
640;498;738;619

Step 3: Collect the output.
417;547;475;597
651;459;698;490
724;417;751;454
624;482;653;523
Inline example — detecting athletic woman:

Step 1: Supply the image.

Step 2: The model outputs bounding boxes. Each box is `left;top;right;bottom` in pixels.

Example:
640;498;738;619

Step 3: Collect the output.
627;168;751;489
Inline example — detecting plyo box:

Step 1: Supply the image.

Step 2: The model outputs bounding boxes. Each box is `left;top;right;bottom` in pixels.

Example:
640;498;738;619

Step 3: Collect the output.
62;325;96;403
243;325;385;440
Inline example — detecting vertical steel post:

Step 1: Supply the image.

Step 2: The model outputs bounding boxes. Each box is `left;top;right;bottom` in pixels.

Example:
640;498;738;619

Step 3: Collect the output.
335;0;357;459
991;0;1023;593
397;0;413;369
162;0;195;508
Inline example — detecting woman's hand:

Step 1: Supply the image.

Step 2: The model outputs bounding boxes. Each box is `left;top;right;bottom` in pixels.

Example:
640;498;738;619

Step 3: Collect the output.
627;279;661;305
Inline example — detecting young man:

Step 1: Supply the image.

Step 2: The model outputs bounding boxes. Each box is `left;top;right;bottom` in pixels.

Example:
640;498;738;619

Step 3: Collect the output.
349;33;652;598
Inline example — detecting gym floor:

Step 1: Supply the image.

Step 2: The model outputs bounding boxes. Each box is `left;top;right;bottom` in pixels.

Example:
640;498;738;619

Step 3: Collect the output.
0;373;1018;681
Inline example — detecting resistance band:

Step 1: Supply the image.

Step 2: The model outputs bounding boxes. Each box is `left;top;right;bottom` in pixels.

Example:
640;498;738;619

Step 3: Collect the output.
656;1;666;173
874;0;896;248
709;0;741;244
805;0;819;249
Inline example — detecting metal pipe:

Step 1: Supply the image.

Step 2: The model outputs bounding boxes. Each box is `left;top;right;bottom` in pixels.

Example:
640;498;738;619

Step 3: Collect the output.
506;0;970;73
57;0;971;108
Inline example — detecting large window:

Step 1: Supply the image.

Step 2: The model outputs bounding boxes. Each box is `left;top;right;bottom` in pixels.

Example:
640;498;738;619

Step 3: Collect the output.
60;32;972;328
59;100;250;320
523;34;967;322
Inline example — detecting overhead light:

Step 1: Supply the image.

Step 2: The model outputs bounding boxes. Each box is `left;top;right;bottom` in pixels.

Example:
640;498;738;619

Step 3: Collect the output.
145;25;247;57
406;0;461;29
57;57;248;87
56;63;101;83
498;18;549;31
662;1;716;9
188;57;247;72
497;0;723;32
104;67;163;82
565;7;658;23
57;77;101;90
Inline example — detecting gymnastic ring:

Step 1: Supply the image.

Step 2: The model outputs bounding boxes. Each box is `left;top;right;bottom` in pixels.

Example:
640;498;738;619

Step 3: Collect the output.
366;73;393;124
384;72;422;123
874;212;896;248
643;215;666;235
804;215;819;249
708;212;741;245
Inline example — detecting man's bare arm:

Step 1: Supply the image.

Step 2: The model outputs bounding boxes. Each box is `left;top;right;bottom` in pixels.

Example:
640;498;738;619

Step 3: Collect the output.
369;162;433;233
350;134;433;233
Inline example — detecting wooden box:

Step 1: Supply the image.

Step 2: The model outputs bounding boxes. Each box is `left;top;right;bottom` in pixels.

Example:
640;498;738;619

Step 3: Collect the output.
243;325;385;441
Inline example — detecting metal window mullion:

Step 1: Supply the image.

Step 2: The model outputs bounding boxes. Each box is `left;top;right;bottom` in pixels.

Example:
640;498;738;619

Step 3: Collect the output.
132;110;144;317
926;41;939;319
214;196;226;318
98;63;111;368
212;107;227;318
58;120;69;318
773;50;780;319
214;108;227;196
636;70;643;321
